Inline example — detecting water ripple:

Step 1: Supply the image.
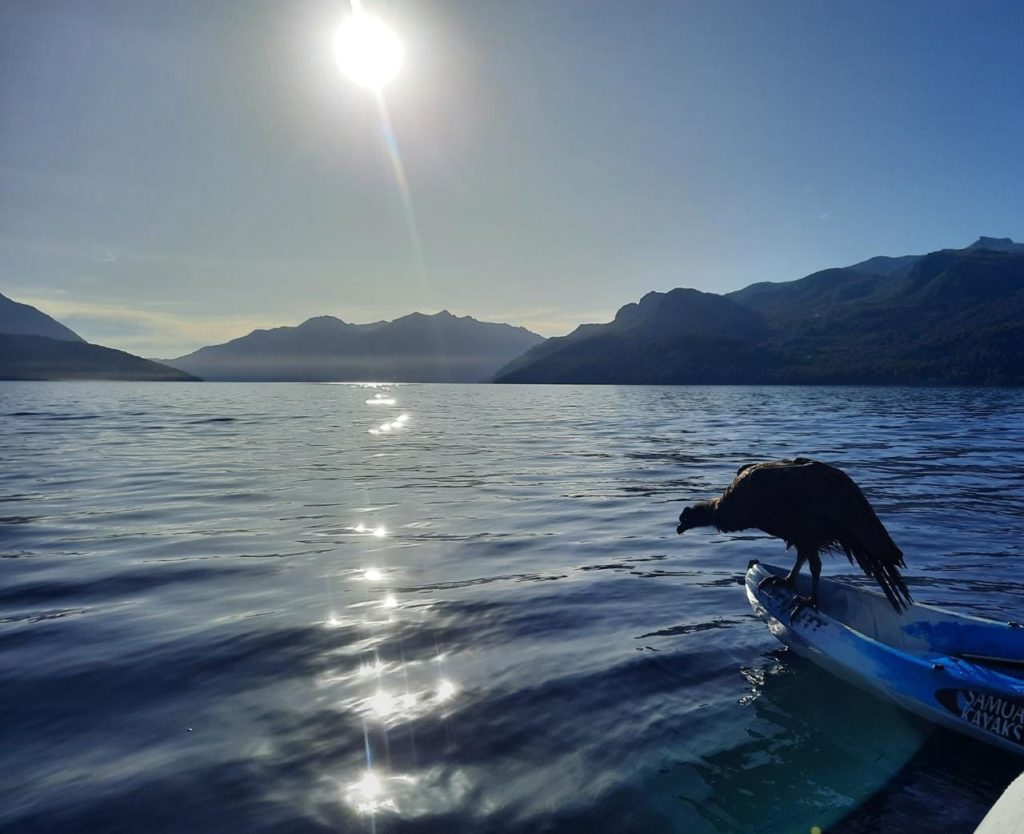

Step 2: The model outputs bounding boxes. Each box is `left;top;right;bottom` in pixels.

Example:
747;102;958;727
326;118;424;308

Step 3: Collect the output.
1;382;1022;832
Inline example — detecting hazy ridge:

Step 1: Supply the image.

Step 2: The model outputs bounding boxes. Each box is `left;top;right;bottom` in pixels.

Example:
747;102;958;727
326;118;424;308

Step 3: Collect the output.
162;310;544;382
0;333;198;381
0;292;84;343
0;295;197;381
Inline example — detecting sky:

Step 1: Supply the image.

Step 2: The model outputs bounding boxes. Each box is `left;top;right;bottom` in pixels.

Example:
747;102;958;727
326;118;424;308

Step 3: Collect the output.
2;0;1023;357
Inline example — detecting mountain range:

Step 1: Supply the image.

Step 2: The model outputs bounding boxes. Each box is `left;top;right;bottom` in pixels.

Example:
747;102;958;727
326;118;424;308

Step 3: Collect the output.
162;311;544;382
495;237;1024;385
6;235;1024;385
0;293;197;381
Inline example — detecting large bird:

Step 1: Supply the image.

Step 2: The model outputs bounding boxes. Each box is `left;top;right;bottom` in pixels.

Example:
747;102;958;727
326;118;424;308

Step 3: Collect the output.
676;458;911;613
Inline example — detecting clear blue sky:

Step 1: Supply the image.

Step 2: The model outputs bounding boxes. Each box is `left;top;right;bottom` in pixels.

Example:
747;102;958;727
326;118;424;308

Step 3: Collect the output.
2;0;1022;356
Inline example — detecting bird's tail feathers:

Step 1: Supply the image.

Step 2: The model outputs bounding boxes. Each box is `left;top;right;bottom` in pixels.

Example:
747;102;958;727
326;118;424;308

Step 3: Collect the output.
840;541;912;613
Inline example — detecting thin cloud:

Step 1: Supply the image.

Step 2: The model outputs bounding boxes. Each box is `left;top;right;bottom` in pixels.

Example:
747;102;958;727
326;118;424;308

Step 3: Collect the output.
470;306;616;337
16;292;614;357
17;295;281;357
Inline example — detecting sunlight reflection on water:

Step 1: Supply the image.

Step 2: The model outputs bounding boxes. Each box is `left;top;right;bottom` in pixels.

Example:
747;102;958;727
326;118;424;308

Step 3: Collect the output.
335;385;466;818
1;382;1022;833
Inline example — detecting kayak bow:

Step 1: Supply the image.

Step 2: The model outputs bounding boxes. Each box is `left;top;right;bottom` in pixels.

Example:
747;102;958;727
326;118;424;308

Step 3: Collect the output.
746;560;1024;754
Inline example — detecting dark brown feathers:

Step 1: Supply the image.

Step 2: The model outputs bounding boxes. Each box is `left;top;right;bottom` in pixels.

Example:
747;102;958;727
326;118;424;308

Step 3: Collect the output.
713;458;911;611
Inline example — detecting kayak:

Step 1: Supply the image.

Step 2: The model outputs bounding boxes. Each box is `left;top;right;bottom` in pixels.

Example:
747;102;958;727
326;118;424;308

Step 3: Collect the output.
746;560;1024;754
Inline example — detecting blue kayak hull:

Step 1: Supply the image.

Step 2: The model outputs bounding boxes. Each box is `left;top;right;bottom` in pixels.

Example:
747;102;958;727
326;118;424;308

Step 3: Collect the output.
746;560;1024;754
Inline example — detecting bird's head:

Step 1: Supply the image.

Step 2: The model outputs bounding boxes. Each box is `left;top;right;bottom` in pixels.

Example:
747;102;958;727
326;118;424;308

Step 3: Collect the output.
676;505;697;535
676;501;714;535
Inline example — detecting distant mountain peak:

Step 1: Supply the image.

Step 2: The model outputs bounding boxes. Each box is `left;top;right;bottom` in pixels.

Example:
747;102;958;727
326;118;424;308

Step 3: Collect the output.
967;236;1022;252
406;309;458;320
297;315;349;328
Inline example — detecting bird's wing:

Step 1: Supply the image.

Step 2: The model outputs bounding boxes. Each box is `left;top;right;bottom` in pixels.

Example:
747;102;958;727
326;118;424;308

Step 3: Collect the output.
797;464;902;560
717;460;823;532
722;459;911;610
722;460;892;546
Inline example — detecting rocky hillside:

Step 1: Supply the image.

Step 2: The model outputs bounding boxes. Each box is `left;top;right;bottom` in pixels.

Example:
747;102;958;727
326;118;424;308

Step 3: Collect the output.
495;239;1024;385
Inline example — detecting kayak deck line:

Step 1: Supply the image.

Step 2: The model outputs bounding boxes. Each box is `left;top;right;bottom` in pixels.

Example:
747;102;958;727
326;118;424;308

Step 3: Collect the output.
955;653;1024;670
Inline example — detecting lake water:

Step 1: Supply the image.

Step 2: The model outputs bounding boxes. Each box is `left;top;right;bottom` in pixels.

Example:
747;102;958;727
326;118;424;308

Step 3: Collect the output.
2;382;1023;833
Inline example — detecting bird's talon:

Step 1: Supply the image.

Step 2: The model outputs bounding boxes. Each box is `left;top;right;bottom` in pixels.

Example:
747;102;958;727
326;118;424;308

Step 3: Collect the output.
758;575;798;594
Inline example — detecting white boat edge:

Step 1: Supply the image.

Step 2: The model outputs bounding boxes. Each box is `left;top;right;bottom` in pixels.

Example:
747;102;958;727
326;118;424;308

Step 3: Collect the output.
975;769;1024;833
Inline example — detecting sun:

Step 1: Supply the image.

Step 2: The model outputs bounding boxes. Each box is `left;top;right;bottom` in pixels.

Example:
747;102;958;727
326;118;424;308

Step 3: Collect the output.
333;12;404;91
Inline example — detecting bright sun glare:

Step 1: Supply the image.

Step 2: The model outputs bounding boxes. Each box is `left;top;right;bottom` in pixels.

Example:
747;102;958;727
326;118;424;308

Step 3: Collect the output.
333;11;404;91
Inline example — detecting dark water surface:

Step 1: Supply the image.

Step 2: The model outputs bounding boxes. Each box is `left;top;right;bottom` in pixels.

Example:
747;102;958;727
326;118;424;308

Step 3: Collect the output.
2;383;1023;833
